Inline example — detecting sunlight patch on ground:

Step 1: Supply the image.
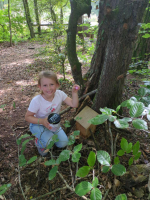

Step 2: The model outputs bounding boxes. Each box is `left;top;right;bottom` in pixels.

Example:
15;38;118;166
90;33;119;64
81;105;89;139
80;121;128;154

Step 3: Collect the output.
16;80;37;86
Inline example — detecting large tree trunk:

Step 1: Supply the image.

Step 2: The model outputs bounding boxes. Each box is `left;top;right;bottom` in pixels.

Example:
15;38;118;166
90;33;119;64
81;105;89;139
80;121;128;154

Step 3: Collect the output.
22;0;35;38
67;0;91;86
85;0;149;112
34;0;41;35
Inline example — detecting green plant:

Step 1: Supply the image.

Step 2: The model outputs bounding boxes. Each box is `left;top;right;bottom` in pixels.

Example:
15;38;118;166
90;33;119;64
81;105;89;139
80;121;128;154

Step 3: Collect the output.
0;183;11;195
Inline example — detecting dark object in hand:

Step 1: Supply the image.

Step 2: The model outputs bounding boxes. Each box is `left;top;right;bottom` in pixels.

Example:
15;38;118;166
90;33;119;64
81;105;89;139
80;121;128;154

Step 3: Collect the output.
47;113;61;124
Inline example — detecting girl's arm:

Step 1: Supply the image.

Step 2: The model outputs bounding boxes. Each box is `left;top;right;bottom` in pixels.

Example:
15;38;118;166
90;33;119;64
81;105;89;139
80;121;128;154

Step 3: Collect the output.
25;110;52;130
64;84;80;108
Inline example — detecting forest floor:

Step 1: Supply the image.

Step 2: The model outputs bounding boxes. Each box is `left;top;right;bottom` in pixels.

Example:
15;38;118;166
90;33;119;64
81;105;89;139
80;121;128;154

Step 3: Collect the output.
0;40;150;200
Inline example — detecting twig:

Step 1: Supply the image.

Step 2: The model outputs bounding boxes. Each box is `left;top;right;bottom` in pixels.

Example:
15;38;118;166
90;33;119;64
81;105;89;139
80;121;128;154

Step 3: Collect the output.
103;189;110;200
108;122;113;157
68;159;75;189
114;133;119;158
89;128;99;150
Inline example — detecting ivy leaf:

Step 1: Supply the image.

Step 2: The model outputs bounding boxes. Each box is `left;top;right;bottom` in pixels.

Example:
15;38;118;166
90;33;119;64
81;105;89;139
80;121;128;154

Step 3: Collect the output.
132;119;148;130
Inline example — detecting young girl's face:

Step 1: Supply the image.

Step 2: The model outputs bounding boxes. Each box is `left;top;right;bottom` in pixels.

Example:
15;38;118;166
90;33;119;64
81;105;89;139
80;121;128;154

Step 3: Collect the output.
38;77;59;101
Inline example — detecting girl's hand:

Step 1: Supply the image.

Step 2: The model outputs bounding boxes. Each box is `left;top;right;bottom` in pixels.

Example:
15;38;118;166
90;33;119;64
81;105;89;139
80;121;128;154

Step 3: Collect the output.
40;118;52;130
72;84;80;93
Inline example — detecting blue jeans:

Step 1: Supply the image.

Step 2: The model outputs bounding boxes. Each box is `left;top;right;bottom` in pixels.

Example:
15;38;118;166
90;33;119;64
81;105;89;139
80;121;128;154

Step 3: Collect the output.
29;123;68;149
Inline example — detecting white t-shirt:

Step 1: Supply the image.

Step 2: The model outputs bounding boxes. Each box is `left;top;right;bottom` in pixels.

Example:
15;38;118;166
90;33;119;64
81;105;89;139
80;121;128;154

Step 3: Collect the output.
28;90;67;132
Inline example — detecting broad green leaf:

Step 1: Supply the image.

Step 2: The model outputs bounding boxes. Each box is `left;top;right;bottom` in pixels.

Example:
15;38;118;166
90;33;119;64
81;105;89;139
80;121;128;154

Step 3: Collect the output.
114;157;120;164
132;119;148;130
142;33;150;38
108;115;117;122
88;114;108;125
75;181;92;196
73;143;82;153
123;117;132;122
100;107;115;115
111;164;126;176
102;165;110;173
72;152;81;162
46;135;59;149
87;151;96;167
121;99;135;108
114;119;129;129
128;157;133;166
115;193;127;200
59;150;70;162
130;97;137;102
45;159;56;166
121;138;128;152
126;143;133;153
147;114;150;121
134;152;142;160
117;150;125;156
97;151;111;166
21;138;34;154
138;87;148;96
116;105;121;113
68;135;75;145
129;102;145;117
90;188;102;200
92;177;99;188
19;154;26;167
0;184;11;195
76;166;91;177
73;130;80;136
48;166;58;180
27;156;37;164
133;141;140;155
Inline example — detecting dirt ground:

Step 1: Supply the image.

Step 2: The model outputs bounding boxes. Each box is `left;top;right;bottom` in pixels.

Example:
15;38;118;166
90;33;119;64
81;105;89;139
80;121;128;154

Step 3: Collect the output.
0;41;150;200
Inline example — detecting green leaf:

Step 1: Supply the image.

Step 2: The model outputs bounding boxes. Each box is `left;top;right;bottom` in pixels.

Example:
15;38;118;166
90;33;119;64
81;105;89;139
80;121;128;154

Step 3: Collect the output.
115;193;127;200
45;159;56;166
27;156;37;164
88;114;108;125
73;143;82;153
76;166;91;177
114;157;120;164
142;33;150;38
129;102;145;117
128;157;133;166
108;115;117;122
16;134;31;145
87;151;96;167
102;165;110;173
97;151;111;166
121;138;128;152
100;107;115;115
19;154;26;167
72;152;81;162
126;143;133;153
59;150;70;162
138;87;148;96
132;119;148;130
21;138;34;154
46;135;59;149
114;119;129;129
68;135;75;145
75;181;92;196
111;164;126;176
133;141;140;155
116;105;121;113
92;177;99;188
117;150;125;156
0;184;11;195
134;152;142;160
90;188;102;200
73;130;80;136
48;166;58;180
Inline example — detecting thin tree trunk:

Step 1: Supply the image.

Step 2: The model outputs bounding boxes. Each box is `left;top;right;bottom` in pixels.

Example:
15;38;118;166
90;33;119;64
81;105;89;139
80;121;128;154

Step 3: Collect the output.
34;0;41;35
8;0;12;47
22;0;35;38
67;0;91;86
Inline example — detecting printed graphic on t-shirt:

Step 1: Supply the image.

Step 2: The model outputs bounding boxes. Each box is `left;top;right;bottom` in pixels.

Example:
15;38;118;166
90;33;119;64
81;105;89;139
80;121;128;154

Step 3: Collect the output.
46;104;57;113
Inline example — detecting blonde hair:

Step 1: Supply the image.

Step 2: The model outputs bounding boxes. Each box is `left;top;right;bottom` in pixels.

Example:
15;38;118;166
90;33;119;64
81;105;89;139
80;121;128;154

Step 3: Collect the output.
38;71;59;86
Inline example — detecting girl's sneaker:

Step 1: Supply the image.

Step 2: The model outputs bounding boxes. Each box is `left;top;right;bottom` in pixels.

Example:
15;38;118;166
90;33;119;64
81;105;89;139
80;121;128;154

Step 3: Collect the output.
35;138;48;157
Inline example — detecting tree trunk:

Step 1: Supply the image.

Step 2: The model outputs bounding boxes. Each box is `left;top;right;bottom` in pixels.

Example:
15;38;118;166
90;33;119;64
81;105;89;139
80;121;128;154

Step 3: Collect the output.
8;0;12;47
34;0;41;35
22;0;35;38
85;0;149;112
67;0;91;86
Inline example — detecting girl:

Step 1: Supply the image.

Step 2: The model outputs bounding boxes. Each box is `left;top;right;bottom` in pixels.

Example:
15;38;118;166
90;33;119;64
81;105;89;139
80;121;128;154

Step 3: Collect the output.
25;70;80;156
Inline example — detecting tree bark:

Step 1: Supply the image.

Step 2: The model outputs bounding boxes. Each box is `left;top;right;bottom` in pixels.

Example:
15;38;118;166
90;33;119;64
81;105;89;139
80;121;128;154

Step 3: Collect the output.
22;0;35;38
34;0;41;35
67;0;91;86
85;0;149;111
